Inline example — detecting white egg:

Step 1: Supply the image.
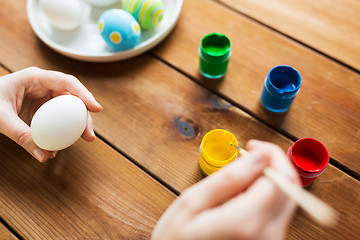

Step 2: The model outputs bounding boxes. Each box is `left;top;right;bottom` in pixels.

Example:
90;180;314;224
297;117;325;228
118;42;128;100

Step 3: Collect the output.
86;0;118;7
31;95;88;151
39;0;82;30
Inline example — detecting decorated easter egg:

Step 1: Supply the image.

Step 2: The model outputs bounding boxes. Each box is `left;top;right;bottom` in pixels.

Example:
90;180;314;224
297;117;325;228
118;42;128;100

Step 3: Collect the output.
122;0;165;29
98;9;141;51
39;0;82;30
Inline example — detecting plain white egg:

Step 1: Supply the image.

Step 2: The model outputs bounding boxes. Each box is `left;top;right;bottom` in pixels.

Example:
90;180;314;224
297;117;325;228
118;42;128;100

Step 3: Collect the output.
31;95;88;151
86;0;118;7
39;0;82;30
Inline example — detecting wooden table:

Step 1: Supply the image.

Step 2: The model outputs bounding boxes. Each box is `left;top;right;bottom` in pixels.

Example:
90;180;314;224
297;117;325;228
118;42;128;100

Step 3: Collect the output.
0;0;359;239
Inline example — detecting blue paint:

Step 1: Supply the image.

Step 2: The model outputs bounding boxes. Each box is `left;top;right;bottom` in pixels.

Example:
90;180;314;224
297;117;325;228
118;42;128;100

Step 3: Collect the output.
260;65;301;113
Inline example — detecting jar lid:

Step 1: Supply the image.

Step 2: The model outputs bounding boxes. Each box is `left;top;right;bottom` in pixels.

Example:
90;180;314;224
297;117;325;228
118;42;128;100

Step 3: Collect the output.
200;33;231;63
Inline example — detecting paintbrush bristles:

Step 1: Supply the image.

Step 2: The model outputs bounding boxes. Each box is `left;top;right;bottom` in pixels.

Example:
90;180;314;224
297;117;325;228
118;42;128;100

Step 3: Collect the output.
229;144;338;227
229;143;248;156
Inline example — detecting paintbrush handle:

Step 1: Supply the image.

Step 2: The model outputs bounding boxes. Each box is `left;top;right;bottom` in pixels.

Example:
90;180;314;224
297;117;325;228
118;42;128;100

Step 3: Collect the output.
263;167;337;226
231;144;337;226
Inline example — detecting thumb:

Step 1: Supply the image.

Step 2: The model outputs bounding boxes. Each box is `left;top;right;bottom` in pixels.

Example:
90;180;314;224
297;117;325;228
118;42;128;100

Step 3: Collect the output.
0;112;49;162
180;151;268;213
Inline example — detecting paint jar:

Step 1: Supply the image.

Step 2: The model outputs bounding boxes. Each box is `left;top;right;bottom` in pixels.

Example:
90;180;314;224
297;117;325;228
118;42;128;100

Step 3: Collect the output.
199;129;238;175
199;33;231;79
260;65;301;113
288;138;329;187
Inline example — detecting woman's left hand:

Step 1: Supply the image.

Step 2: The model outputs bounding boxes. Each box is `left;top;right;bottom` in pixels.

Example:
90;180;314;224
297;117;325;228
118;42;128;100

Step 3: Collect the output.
0;67;102;162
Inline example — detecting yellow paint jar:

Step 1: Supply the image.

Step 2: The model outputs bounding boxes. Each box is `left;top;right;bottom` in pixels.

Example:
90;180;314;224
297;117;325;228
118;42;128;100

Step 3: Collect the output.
199;129;238;175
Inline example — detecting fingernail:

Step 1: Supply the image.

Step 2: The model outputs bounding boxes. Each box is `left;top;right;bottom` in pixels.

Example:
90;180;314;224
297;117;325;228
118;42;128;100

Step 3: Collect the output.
33;148;45;162
92;129;96;138
49;152;57;159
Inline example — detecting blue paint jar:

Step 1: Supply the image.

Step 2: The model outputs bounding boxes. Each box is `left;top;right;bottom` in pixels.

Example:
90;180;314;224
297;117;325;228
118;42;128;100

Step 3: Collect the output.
260;65;301;113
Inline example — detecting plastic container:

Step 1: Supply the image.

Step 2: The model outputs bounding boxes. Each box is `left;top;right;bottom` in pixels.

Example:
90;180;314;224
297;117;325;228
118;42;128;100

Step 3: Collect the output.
199;33;231;79
288;138;329;186
199;129;238;175
260;65;301;113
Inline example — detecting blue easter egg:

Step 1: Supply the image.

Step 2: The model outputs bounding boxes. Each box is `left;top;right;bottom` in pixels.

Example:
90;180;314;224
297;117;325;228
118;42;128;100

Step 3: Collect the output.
98;9;141;51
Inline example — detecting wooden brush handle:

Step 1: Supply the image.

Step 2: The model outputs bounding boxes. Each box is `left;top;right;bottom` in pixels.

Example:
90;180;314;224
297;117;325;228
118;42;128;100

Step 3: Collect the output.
263;167;337;226
231;144;338;226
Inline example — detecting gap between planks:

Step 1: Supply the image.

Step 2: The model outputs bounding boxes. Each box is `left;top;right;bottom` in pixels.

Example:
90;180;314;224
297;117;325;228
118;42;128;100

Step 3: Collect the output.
211;0;360;75
149;52;360;183
0;217;23;240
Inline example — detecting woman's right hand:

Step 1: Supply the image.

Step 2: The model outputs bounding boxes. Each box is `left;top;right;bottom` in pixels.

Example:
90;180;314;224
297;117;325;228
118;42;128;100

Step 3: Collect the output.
152;140;301;240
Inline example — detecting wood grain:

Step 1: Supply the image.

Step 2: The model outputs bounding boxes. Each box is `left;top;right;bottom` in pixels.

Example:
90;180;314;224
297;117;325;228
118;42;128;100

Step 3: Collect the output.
218;0;360;71
287;165;360;239
0;67;9;76
1;30;359;240
151;0;360;174
0;223;18;240
81;58;359;239
0;0;359;239
0;134;175;239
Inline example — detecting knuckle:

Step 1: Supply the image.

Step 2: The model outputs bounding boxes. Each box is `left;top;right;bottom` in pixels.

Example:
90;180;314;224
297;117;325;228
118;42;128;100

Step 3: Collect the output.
264;142;283;154
216;169;239;188
233;219;263;240
177;189;195;210
65;74;80;85
17;132;32;146
24;66;41;73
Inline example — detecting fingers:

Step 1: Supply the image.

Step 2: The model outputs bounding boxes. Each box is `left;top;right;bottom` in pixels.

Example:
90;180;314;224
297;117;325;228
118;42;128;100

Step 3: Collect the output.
0;111;50;163
247;140;300;184
81;112;96;142
49;151;58;159
18;67;102;113
192;176;295;240
174;140;299;237
179;150;268;213
153;140;300;240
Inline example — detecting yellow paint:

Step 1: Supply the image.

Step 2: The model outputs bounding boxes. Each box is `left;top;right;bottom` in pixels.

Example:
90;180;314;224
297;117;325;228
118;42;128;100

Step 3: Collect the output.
199;129;238;175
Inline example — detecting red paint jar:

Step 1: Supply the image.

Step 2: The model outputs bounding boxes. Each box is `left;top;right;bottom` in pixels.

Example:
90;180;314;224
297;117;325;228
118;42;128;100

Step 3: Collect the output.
288;138;329;187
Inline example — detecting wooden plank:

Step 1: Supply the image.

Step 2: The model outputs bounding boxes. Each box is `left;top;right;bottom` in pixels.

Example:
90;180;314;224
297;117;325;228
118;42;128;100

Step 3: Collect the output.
72;59;360;240
1;61;360;239
218;0;360;71
150;0;360;174
0;1;359;239
0;67;20;240
0;223;18;240
287;166;360;239
0;134;175;239
1;0;359;174
0;67;8;76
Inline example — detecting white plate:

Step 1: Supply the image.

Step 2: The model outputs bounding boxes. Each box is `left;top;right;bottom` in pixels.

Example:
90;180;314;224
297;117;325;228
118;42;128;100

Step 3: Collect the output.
27;0;183;62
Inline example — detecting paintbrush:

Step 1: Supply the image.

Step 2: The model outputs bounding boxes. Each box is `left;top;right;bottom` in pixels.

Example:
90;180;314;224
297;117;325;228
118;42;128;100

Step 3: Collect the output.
230;143;338;227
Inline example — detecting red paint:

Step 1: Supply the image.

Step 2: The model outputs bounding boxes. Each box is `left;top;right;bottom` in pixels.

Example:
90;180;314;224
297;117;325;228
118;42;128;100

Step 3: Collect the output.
292;150;322;171
288;138;329;186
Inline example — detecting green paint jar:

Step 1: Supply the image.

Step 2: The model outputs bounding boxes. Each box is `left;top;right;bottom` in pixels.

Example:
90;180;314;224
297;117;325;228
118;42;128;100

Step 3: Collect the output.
199;33;231;79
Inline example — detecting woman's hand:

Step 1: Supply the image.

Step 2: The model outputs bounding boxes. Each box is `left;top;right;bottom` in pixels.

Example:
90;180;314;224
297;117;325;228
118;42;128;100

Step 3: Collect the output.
152;140;300;240
0;67;102;163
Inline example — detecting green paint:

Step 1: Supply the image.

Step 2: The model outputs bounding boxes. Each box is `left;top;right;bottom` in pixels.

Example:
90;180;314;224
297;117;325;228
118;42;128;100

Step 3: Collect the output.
204;45;229;56
199;33;231;79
